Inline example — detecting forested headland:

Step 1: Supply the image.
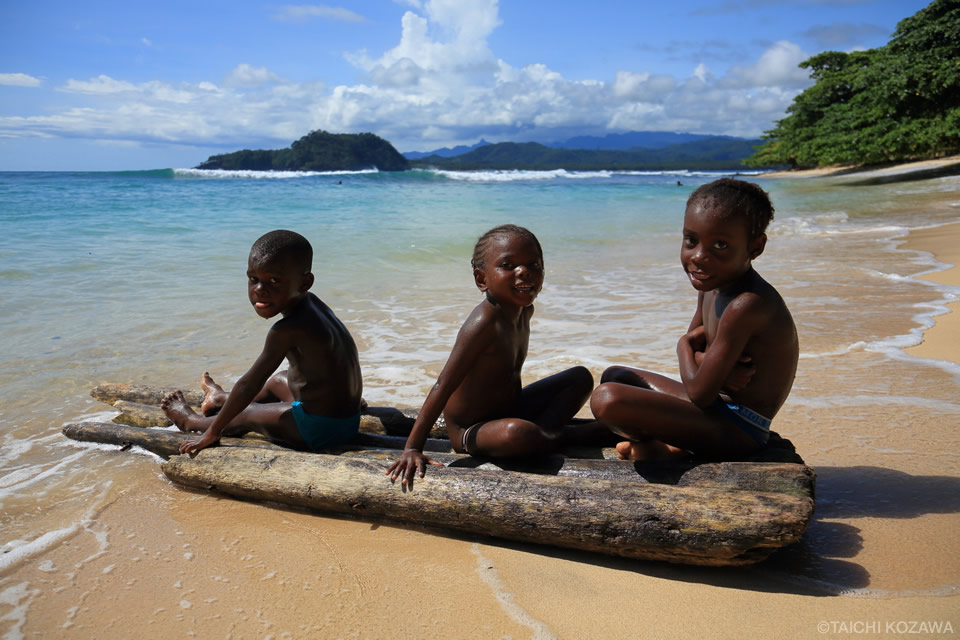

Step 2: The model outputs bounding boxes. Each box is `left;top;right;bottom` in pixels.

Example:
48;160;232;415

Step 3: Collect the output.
746;0;959;169
195;130;410;171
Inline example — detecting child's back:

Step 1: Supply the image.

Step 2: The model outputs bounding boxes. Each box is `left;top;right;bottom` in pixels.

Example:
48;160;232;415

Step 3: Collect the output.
276;291;362;419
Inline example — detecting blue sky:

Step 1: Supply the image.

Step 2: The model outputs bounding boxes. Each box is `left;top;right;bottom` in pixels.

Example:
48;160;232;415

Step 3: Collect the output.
0;0;931;170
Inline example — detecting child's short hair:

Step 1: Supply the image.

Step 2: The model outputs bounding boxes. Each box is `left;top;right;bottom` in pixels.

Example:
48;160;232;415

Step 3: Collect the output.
250;230;312;273
687;178;774;241
470;224;543;271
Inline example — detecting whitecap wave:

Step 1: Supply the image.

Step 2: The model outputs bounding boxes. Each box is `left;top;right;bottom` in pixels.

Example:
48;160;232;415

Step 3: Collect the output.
172;168;379;179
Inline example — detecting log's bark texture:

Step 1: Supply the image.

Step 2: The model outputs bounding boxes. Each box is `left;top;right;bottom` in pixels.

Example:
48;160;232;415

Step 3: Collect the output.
111;401;172;427
92;383;204;408
63;422;284;457
162;446;814;566
61;422;454;458
62;421;815;565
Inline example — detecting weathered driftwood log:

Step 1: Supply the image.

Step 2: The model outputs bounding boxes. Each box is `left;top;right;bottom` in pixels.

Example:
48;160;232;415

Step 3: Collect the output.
339;448;814;498
161;445;813;566
63;422;285;456
62;422;454;459
61;422;812;494
92;383;205;408
90;383;446;438
111;401;173;427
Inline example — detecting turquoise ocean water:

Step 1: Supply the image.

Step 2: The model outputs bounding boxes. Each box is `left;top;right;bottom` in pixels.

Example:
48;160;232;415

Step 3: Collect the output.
1;167;959;597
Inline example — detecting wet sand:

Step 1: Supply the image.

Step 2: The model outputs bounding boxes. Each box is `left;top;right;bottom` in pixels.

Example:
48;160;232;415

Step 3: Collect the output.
902;221;960;364
4;181;960;638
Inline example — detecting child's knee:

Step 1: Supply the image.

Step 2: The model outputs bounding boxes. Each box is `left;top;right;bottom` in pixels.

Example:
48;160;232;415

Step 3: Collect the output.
600;366;627;384
501;420;549;451
590;382;619;420
569;365;594;393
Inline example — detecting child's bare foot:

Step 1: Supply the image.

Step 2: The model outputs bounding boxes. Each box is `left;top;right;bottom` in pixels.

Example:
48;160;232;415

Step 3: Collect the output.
162;390;206;432
616;439;690;461
199;372;228;416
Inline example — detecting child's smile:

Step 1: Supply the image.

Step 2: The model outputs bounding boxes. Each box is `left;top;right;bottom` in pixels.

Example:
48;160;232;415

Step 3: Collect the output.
680;203;762;293
476;234;544;308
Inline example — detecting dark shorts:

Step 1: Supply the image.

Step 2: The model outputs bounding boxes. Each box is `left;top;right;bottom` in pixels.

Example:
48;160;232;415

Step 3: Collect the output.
291;401;360;452
712;399;771;446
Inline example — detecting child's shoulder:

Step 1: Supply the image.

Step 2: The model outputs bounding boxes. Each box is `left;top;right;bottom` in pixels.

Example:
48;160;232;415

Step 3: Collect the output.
275;294;335;330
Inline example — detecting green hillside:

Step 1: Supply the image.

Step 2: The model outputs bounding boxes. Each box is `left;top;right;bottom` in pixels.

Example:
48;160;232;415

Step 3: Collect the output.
196;130;410;172
411;137;764;171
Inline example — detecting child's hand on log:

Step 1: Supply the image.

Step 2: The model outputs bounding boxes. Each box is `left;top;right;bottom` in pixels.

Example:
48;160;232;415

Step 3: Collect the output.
386;449;442;485
179;432;219;455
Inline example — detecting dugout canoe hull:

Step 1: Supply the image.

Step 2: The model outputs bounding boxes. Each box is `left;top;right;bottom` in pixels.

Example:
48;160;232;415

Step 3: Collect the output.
63;420;815;566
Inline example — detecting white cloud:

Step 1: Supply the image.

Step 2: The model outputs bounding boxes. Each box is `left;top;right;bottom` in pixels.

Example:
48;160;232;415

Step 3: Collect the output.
223;64;284;88
2;1;816;153
0;73;43;88
720;41;811;89
613;71;676;101
272;5;367;23
62;75;138;94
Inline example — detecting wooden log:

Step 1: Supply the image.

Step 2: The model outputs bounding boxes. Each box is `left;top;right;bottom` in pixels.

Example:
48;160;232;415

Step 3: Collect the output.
92;383;204;408
112;401;172;427
61;422;453;458
62;422;812;496
161;446;813;566
63;422;285;457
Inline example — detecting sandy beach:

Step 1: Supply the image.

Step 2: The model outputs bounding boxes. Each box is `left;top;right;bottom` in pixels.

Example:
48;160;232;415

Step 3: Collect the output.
3;169;959;639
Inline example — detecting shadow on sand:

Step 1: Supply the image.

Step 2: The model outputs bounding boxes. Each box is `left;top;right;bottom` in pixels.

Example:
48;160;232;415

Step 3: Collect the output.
368;464;960;597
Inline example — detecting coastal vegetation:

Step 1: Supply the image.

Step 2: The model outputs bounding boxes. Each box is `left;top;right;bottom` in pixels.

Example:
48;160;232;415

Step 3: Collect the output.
195;130;410;171
746;0;960;169
410;137;764;171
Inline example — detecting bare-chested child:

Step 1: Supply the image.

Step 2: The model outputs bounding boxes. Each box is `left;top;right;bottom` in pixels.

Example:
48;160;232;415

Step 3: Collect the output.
161;229;364;455
386;224;601;485
591;178;799;460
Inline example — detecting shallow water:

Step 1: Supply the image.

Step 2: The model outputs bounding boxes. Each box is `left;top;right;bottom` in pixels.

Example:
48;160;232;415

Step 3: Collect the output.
1;167;958;601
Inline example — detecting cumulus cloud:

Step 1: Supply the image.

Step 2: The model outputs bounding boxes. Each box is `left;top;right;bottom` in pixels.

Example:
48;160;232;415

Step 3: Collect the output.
223;64;284;88
272;5;367;23
62;75;139;94
720;41;811;89
0;73;43;87
2;0;816;152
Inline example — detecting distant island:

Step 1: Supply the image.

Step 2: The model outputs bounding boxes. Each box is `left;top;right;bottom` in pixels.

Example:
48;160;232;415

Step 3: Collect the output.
195;130;410;172
409;136;764;171
196;129;769;173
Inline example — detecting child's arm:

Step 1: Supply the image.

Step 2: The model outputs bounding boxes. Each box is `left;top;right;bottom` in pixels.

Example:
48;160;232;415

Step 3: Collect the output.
678;293;770;408
179;326;292;454
386;307;497;485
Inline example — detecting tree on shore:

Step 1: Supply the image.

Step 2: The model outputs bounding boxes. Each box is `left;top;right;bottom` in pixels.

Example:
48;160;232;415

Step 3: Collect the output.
746;0;960;169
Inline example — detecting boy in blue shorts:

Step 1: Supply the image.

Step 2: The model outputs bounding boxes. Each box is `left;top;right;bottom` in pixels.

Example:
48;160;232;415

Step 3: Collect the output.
591;178;799;460
161;229;364;454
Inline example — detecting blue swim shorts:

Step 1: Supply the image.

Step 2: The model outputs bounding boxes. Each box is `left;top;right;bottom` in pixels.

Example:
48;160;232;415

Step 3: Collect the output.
291;401;361;452
713;399;771;446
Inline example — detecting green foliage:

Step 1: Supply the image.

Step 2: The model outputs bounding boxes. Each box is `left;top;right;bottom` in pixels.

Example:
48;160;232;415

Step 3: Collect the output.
412;138;766;171
746;0;960;168
196;130;410;172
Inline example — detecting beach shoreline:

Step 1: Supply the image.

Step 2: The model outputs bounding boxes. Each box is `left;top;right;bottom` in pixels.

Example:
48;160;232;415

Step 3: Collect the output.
2;167;959;639
901;221;960;363
760;154;960;180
